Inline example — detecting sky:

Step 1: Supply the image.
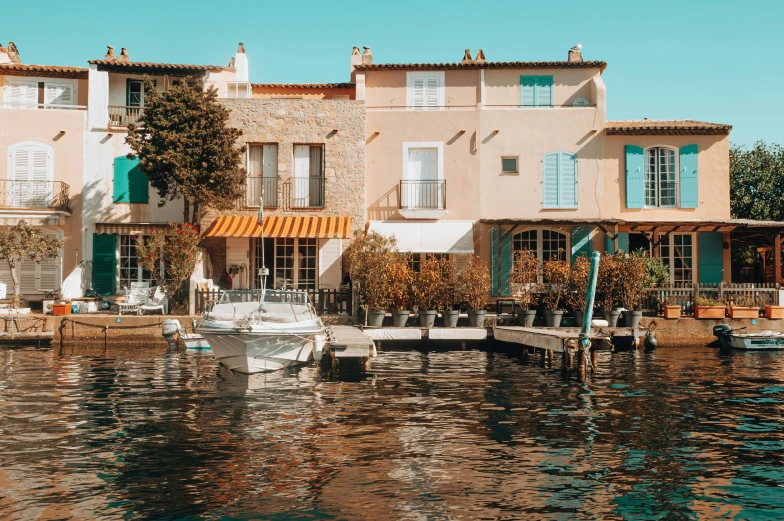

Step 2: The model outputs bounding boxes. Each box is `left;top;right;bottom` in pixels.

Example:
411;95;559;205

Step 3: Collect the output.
2;0;781;145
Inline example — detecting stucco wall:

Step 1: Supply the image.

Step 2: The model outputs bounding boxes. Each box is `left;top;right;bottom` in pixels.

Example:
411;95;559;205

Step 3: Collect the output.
604;134;731;221
484;68;599;107
365;70;479;109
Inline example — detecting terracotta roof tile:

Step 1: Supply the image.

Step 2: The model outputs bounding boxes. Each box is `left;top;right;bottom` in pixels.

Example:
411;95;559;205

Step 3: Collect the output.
251;83;355;89
0;63;88;79
88;60;227;73
354;61;607;72
605;119;732;136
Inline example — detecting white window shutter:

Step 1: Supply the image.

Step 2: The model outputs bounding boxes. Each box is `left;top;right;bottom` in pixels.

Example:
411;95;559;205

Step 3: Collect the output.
8;81;37;107
425;77;439;109
11;147;30;182
38;259;58;291
412;78;425;109
19;260;37;295
44;83;74;106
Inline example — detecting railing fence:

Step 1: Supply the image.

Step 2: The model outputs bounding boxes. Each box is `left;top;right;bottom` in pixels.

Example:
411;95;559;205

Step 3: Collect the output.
195;288;350;316
644;283;781;315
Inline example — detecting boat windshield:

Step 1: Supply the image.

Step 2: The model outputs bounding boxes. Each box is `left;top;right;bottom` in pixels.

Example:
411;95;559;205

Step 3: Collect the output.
217;289;313;305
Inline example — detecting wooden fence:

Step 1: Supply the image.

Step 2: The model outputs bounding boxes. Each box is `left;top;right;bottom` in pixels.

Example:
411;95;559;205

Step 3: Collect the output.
195;288;351;316
643;283;781;315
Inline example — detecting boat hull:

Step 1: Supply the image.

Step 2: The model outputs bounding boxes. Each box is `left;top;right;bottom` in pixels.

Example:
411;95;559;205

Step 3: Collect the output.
728;335;784;350
200;329;318;373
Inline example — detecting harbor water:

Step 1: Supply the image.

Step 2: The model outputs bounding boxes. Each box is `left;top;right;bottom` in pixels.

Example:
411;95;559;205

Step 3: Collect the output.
1;343;783;520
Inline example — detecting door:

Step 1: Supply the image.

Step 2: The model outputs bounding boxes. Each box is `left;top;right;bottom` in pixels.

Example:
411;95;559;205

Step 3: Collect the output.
293;145;310;207
309;146;323;207
406;148;438;208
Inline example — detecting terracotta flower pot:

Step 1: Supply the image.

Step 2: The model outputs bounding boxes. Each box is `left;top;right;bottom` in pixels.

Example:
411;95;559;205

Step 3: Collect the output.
766;305;784;319
729;307;759;319
694;305;725;319
663;305;681;320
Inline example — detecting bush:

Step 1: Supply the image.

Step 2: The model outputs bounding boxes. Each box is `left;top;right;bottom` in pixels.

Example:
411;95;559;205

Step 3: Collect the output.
348;231;397;311
568;255;592;312
460;255;491;311
541;254;570;310
387;252;414;311
412;254;443;310
511;249;540;310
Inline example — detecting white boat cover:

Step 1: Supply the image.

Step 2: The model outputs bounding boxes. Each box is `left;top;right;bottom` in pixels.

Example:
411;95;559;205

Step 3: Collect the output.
368;220;474;253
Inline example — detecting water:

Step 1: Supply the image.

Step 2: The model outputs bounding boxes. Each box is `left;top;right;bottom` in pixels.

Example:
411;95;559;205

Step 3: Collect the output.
1;344;783;521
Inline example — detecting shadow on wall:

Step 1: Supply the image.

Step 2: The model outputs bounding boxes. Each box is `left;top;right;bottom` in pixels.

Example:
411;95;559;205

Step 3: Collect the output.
367;185;400;221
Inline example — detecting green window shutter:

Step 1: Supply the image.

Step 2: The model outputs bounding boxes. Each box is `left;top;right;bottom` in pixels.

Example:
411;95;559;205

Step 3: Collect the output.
679;144;698;208
559;152;578;208
542;153;559;208
625;145;645;209
92;233;116;296
500;231;512;296
605;232;629;253
113;156;149;203
536;76;553;108
520;76;536;107
572;227;591;262
490;227;499;296
698;232;723;284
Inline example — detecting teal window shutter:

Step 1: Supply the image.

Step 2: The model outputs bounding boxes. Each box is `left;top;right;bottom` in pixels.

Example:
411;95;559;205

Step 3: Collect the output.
571;227;591;262
92;233;116;296
500;231;512;296
536;76;553;108
698;232;723;284
520;76;536;107
604;232;629;253
625;145;645;209
679;144;698;208
113;156;149;203
490;227;499;296
542;153;559;208
559;152;577;208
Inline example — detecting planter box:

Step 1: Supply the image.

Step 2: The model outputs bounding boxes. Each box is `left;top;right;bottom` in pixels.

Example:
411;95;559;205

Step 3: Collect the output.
694;305;725;319
53;303;72;316
766;305;784;319
663;305;681;320
729;307;759;319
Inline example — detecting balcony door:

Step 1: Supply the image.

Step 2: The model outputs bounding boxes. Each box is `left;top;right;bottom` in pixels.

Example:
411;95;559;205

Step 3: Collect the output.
247;144;278;207
405;147;439;208
293;145;324;208
8;143;53;208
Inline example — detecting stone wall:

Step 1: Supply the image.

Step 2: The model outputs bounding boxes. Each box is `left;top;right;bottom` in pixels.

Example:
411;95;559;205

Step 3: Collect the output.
201;99;366;234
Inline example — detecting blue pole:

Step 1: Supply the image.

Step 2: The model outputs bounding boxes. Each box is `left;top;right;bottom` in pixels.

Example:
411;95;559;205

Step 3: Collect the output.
580;252;601;342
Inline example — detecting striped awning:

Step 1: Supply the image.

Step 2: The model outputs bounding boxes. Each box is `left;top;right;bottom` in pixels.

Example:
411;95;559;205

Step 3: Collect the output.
204;215;352;239
95;222;171;235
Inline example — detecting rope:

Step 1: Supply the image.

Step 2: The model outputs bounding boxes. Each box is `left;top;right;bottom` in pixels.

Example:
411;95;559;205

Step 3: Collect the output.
60;317;165;330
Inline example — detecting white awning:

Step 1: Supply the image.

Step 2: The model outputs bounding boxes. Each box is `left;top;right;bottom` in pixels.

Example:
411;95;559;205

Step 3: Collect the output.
368;220;475;253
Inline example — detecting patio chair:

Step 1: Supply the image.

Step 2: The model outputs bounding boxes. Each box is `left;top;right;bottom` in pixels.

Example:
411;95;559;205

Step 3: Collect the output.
140;286;168;315
118;282;149;315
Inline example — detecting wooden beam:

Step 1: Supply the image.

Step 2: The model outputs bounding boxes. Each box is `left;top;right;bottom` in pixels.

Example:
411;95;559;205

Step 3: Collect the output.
775;233;782;284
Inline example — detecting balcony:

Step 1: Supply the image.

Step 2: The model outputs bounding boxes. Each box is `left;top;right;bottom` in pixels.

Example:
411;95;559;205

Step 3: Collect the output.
0;180;70;211
399;180;446;219
244;176;279;208
291;177;325;209
108;105;145;127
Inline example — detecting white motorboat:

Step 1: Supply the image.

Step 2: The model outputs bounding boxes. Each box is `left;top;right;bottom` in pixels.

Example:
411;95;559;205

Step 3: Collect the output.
714;325;784;350
197;290;327;373
162;319;212;353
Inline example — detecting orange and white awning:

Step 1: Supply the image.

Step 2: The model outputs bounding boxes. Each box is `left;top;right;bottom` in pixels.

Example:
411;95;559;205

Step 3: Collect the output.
95;222;171;235
204;215;352;239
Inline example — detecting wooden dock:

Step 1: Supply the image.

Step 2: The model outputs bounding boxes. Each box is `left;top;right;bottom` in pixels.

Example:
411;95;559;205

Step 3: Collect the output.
493;325;641;352
362;327;487;342
328;325;376;359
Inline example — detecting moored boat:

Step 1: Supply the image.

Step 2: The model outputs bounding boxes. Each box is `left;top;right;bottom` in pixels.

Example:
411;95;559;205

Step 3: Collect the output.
713;324;784;350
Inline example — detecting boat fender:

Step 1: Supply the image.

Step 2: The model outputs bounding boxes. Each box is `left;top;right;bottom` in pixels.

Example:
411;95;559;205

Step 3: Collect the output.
591;319;609;328
314;334;326;361
643;330;657;350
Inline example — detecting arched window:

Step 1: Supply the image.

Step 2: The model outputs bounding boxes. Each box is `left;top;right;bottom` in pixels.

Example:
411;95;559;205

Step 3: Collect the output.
644;147;678;208
7;142;53;207
512;229;568;263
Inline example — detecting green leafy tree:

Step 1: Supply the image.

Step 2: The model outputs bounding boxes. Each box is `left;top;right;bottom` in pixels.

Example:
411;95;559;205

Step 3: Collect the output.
730;141;784;221
0;221;62;308
125;79;246;224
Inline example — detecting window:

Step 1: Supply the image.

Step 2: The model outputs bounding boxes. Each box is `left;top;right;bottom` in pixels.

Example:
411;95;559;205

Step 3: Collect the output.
659;233;694;285
542;152;578;209
246;144;279;207
7;80;38;107
401;142;445;214
8;142;53;207
292;145;324;208
274;238;317;290
0;229;61;293
520;76;553;108
644;147;678;208
513;229;568;263
119;235;156;289
501;157;518;174
227;82;251;98
127;80;144;107
44;83;74;107
409;253;448;273
406;72;444;110
113;156;149;204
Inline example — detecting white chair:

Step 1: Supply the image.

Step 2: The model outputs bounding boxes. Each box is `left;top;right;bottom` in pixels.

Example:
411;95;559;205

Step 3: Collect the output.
118;282;150;315
140;286;168;315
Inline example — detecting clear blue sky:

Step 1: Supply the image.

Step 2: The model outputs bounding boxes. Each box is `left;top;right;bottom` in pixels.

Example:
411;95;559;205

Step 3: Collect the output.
3;0;781;145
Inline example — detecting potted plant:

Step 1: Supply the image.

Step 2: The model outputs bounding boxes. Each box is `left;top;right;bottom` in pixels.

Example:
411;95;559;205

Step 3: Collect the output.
541;253;570;327
663;296;682;319
460;254;491;327
567;255;592;327
617;251;649;328
598;251;623;327
511;249;540;327
694;296;726;319
762;293;784;319
387;252;414;327
439;257;461;328
348;231;396;327
728;294;760;319
412;254;443;328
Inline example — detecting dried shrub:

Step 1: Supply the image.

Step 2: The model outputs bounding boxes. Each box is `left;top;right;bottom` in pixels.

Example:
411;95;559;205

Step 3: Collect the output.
348;231;397;310
541;253;570;310
386;252;414;311
597;251;624;311
459;254;491;311
616;251;650;310
412;254;443;310
511;249;540;310
728;293;758;308
568;255;593;311
439;257;460;310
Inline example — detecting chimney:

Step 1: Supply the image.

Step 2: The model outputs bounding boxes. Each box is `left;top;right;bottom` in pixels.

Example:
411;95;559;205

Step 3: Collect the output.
104;45;115;61
350;46;362;74
568;47;583;62
5;41;20;64
118;47;130;63
461;49;473;64
474;49;486;63
234;42;249;82
361;46;373;66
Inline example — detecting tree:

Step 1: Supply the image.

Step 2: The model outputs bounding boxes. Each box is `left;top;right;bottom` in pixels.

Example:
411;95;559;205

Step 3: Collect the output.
135;223;201;313
730;141;784;221
125;79;246;224
0;221;62;308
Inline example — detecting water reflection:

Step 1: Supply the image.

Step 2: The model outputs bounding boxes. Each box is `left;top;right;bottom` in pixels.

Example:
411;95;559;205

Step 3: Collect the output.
0;344;782;520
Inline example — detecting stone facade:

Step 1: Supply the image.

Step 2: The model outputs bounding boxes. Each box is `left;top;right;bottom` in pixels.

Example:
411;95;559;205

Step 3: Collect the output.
200;98;366;233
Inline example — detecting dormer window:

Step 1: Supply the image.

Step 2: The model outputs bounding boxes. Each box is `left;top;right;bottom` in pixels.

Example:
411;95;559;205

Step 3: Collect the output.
406;72;444;110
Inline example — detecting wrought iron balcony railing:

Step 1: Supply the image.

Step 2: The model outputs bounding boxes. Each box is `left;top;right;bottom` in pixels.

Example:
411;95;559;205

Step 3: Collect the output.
0;180;70;211
244;176;279;208
400;180;446;209
291;177;325;209
108;105;145;127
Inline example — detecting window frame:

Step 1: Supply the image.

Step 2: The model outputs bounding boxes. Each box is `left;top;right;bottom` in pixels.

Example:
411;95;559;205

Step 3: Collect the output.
273;237;318;290
643;146;680;209
501;156;519;174
519;75;554;108
657;232;695;286
43;82;76;108
542;151;578;209
511;227;570;275
406;71;445;110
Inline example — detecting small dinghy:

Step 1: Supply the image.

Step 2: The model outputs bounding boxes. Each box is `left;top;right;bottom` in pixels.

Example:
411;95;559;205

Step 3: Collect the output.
713;325;784;350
